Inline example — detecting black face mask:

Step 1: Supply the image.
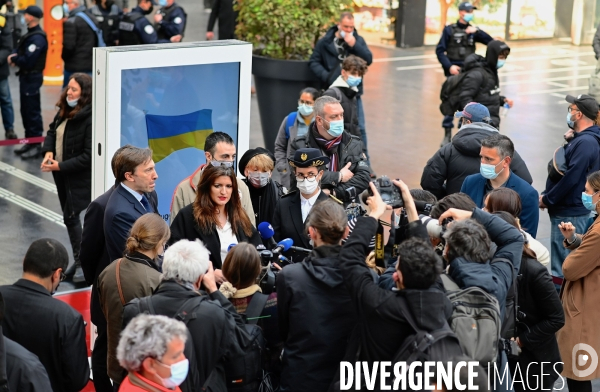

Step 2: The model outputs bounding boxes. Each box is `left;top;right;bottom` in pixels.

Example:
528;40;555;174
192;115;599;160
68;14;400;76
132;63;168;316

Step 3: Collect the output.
143;5;153;14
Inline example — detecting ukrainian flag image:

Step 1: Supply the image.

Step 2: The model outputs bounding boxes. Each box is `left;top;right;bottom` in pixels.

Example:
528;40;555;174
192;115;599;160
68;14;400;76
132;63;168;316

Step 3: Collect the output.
145;109;214;163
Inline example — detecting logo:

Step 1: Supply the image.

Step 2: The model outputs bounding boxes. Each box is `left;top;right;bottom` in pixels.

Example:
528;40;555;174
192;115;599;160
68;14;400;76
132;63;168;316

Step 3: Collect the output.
301;153;307;161
572;343;598;378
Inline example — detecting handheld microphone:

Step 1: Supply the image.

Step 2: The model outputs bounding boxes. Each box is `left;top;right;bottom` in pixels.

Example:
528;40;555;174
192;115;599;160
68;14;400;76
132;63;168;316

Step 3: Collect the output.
290;245;311;254
258;221;278;248
272;238;293;254
227;243;237;252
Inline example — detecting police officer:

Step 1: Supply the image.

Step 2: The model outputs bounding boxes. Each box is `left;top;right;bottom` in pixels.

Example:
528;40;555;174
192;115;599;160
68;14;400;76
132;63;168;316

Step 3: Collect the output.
154;0;185;42
89;0;123;46
272;148;342;263
118;0;180;45
8;6;47;160
436;1;492;146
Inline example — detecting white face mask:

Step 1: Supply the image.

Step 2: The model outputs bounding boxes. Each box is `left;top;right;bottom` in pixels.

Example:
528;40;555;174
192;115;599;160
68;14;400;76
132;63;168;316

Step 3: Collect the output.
248;171;270;188
297;177;319;195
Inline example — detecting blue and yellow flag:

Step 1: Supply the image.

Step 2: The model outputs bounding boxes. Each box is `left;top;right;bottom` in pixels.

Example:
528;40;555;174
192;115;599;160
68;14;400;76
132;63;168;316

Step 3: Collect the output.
145;109;213;163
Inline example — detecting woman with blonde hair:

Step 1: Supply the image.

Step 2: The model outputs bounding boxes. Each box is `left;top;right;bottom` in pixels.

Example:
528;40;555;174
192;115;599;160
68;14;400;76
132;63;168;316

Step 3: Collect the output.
556;169;600;392
98;213;170;386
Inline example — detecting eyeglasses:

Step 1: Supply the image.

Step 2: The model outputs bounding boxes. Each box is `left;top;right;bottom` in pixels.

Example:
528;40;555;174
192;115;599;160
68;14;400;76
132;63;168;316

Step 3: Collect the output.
295;173;319;182
53;268;66;282
568;107;580;113
298;100;314;106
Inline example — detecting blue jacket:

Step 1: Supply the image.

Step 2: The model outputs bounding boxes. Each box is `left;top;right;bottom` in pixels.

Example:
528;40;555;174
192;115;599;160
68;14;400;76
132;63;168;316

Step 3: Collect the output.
435;20;493;75
103;184;158;262
460;171;539;238
542;125;600;216
156;3;186;39
12;25;47;71
448;208;523;319
308;25;372;95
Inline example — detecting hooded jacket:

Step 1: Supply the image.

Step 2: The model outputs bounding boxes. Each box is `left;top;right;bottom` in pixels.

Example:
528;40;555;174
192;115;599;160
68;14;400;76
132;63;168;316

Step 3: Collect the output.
420;121;532;200
339;217;456;365
276;245;357;392
542;125;600;216
309;25;372;95
323;75;361;138
457;41;509;128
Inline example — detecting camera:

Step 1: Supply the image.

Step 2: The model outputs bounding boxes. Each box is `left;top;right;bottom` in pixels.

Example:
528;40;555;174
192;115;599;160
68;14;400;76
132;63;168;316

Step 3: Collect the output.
363;175;404;208
419;215;453;239
345;186;367;221
503;338;521;360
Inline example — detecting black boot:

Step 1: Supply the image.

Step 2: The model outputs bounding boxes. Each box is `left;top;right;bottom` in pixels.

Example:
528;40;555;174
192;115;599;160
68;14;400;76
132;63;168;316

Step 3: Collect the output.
5;129;16;139
14;143;34;155
21;144;42;159
440;128;452;147
64;261;85;282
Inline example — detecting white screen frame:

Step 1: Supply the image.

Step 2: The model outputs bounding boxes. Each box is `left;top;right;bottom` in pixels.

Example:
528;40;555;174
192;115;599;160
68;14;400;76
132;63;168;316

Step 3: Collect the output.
92;40;252;199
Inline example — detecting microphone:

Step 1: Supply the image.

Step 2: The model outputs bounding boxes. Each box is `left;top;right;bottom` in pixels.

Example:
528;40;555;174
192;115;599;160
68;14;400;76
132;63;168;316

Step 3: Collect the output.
258;221;278;248
227;243;237;252
272;238;293;254
290;245;311;254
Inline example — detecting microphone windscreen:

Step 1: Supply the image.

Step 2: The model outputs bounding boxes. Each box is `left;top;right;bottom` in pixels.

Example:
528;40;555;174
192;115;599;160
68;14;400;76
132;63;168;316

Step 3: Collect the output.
278;238;294;251
257;222;275;240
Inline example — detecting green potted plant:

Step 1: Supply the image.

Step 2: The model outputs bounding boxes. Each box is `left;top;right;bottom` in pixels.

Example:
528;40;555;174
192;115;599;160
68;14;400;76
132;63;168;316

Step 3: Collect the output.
236;0;353;151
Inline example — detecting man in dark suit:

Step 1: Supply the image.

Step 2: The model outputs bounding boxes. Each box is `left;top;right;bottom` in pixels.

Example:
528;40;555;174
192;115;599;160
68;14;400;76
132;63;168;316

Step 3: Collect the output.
104;146;158;263
0;239;90;392
460;133;539;237
80;145;158;392
272;148;335;262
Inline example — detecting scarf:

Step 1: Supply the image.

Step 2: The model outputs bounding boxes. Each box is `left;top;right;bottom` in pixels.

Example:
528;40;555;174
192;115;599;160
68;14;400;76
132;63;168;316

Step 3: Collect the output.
219;283;262;299
312;126;343;171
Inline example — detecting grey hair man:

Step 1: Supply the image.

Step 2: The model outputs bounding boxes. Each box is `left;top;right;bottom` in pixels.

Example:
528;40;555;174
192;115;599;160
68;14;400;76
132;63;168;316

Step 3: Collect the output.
122;239;249;391
118;314;189;389
289;96;372;202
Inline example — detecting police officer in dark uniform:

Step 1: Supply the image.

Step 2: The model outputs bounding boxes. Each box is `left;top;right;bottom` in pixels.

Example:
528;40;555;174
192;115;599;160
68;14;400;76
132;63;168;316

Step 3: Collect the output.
8;6;47;159
272;148;342;263
154;0;185;42
118;0;180;45
89;0;123;46
436;1;492;146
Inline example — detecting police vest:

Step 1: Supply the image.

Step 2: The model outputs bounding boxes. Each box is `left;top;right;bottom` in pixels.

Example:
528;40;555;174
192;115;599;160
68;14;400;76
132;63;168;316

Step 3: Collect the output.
16;29;47;72
118;12;144;46
446;24;475;62
90;4;120;44
156;4;187;40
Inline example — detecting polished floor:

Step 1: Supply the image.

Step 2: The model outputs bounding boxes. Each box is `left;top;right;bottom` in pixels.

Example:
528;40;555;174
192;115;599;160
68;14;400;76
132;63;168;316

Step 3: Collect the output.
0;3;593;293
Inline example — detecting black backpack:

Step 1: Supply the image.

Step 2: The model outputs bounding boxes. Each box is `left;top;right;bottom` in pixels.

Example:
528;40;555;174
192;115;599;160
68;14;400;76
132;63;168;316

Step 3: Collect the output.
439;68;488;116
118;12;144;46
224;293;273;392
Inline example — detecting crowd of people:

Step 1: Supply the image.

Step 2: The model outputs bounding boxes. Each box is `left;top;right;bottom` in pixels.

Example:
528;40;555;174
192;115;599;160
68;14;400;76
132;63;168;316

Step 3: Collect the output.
0;1;599;392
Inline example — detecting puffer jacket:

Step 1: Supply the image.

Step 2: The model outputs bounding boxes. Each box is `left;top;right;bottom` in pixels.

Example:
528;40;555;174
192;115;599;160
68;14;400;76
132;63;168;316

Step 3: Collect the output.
290;124;371;202
420;121;532;200
42;104;92;215
62;7;98;72
458;41;508;128
276;245;357;392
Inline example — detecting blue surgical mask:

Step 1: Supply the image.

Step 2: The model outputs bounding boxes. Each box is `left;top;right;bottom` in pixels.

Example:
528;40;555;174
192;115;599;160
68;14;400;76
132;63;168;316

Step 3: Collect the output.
325;119;344;138
159;0;167;5
567;112;575;129
346;75;362;88
582;191;599;211
480;160;504;180
63;3;69;15
339;30;346;38
298;104;313;117
463;13;474;22
158;358;189;388
496;59;506;69
66;97;78;107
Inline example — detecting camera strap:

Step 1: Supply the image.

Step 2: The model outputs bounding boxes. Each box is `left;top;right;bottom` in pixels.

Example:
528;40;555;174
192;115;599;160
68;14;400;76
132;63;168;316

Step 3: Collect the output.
375;222;386;268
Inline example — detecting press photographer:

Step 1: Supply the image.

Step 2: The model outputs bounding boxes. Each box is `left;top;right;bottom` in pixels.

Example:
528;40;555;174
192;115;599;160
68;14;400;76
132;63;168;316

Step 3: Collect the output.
276;199;358;392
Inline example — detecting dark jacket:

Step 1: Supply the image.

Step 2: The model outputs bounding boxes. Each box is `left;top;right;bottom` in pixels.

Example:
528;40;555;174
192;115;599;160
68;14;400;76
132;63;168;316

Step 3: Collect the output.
420;121;532;200
458;47;506;128
272;190;329;262
542;125;600;216
276;245;357;392
323;78;361;138
435;20;493;75
89;3;122;46
62;7;98;72
123;280;250;392
4;336;53;392
12;25;47;73
593;24;600;60
339;216;457;365
104;184;158;263
308;25;372;96
448;209;524;318
207;0;237;39
290;125;371;202
42;104;93;216
156;3;186;40
0;279;90;392
0;20;13;79
508;256;564;391
243;178;285;227
461;172;539;238
169;204;262;269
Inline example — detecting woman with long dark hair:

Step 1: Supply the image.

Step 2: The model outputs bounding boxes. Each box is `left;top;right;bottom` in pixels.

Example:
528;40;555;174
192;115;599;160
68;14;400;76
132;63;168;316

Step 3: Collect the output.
169;165;262;283
40;72;93;281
